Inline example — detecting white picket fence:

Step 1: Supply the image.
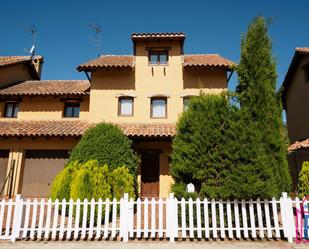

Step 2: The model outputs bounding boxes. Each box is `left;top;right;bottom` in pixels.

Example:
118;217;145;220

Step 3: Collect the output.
0;193;300;243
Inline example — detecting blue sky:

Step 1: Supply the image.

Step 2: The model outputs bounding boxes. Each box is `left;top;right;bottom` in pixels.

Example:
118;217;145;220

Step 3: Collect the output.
1;0;308;91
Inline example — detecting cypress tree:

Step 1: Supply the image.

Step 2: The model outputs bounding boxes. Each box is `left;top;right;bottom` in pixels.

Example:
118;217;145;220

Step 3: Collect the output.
236;16;291;195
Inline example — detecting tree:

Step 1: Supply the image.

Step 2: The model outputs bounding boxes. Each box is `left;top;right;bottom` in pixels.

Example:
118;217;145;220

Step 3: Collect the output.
69;123;138;175
171;93;277;200
236;16;291;195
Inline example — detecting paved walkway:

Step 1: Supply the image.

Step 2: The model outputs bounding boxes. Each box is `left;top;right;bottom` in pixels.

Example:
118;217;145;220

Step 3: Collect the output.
1;241;309;249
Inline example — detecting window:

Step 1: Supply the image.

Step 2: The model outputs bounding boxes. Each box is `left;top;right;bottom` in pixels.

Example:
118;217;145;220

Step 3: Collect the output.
64;102;80;118
151;98;167;118
118;97;133;116
183;97;191;111
149;50;168;65
4;102;18;118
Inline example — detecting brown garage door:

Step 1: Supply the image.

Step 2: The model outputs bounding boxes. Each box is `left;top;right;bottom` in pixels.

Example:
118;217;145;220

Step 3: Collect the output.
0;150;9;196
21;150;69;198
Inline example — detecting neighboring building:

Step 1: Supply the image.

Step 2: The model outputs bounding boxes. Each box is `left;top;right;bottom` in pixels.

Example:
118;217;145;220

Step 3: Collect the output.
0;33;234;198
282;47;309;191
0;56;43;88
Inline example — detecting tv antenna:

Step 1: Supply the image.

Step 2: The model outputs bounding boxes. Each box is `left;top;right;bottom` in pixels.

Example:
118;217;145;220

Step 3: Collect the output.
25;25;37;58
89;24;102;56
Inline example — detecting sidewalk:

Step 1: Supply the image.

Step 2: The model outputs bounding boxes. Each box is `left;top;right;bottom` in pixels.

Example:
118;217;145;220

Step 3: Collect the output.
1;240;309;249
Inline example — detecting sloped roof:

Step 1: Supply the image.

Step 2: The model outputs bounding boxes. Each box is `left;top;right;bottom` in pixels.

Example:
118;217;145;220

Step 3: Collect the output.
0;56;43;68
183;54;234;69
0;120;90;137
118;123;176;138
295;47;309;53
131;32;186;40
0;121;176;138
288;138;309;152
77;54;234;71
0;80;90;96
77;55;133;71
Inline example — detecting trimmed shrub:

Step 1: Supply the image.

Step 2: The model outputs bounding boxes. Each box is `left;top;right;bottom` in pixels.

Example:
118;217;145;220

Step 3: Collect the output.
50;161;80;201
69;123;138;175
109;166;135;200
298;162;309;198
70;160;111;201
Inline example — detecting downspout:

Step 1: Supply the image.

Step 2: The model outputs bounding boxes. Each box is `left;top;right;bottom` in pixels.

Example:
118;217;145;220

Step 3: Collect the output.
84;71;91;82
227;70;234;83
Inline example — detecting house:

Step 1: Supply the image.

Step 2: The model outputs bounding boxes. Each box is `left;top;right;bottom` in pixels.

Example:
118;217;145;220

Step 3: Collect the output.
282;47;309;191
0;56;43;87
0;33;234;198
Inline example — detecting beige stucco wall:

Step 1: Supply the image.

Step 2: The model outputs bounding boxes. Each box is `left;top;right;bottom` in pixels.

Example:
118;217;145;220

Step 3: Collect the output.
89;41;227;123
135;140;173;198
0;137;79;196
286;56;309;143
0;64;34;88
0;95;89;120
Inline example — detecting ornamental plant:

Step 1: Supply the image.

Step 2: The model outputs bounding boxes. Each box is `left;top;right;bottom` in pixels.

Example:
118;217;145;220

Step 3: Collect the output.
298;162;309;198
69;123;138;175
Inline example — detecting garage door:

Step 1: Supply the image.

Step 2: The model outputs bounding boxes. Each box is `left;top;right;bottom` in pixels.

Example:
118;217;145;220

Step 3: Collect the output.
21;150;69;198
0;150;9;196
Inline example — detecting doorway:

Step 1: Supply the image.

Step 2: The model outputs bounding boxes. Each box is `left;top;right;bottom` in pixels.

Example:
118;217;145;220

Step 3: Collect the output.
140;151;160;198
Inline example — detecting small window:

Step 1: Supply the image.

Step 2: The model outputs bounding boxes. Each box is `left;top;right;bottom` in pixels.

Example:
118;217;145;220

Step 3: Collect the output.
183;97;191;111
151;98;167;118
149;50;168;65
4;102;18;118
64;102;80;118
118;97;133;116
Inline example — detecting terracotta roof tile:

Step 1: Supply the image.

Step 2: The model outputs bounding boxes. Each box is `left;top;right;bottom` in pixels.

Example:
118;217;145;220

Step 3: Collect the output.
0;121;176;138
288;139;309;152
183;54;235;69
131;32;186;39
0;120;91;137
77;55;133;71
295;47;309;54
118;123;176;138
0;56;43;68
0;80;90;96
78;54;234;71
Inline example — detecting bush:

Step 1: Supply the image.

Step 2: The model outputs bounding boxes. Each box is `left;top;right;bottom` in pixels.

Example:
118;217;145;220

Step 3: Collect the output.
70;160;111;201
69;123;138;175
171;93;278;200
50;161;80;201
108;166;135;200
298;162;309;198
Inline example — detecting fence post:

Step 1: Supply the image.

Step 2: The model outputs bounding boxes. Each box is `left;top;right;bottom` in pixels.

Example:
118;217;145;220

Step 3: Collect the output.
167;193;177;242
11;195;22;242
281;192;294;243
120;193;129;242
